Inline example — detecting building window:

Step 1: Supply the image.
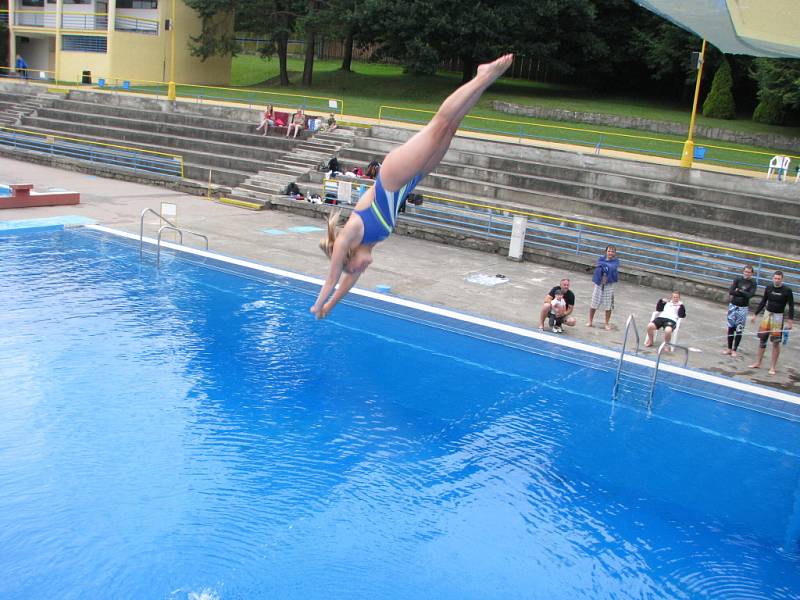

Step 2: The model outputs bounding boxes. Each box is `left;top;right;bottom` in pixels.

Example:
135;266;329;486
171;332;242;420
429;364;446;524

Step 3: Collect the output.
116;0;158;8
62;34;107;53
64;0;92;4
21;0;45;6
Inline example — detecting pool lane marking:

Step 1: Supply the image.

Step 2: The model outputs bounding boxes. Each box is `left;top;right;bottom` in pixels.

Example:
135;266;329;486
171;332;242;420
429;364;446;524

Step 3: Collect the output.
89;224;800;407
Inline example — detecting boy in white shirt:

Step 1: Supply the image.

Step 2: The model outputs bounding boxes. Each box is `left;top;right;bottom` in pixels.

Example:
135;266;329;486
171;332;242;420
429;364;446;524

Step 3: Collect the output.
549;289;568;333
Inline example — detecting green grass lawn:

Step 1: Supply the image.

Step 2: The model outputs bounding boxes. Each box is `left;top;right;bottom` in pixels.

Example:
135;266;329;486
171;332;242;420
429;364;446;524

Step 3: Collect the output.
230;55;800;137
228;55;800;171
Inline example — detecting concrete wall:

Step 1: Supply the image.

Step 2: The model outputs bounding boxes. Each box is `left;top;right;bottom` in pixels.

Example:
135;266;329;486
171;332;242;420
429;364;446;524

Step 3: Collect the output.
60;47;110;83
110;30;167;83
172;1;231;85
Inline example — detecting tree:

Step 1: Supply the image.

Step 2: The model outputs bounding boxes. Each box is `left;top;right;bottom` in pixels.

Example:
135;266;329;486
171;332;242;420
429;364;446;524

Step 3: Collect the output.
702;59;736;119
751;58;800;124
185;0;303;86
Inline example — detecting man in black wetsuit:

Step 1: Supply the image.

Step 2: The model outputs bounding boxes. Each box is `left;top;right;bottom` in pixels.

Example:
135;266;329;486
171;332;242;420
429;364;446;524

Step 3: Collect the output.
722;265;757;358
749;271;794;375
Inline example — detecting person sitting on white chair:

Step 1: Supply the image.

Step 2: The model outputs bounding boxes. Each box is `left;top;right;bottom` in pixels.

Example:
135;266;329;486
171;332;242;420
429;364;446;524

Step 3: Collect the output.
645;291;686;351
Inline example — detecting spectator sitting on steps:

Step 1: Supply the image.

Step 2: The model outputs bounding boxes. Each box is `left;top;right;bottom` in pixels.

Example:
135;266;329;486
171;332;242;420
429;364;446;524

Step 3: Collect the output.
256;104;275;136
286;109;305;139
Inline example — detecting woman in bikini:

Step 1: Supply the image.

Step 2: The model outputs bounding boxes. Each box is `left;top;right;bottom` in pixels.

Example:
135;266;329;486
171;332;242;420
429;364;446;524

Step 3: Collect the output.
310;54;514;319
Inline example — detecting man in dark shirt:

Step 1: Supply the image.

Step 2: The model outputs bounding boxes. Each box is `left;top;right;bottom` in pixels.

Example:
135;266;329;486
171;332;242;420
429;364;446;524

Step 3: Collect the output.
749;270;794;375
537;277;576;332
723;265;757;357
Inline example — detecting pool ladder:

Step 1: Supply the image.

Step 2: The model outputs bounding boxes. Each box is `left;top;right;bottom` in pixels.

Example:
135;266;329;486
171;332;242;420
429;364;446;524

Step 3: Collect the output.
139;208;209;268
614;314;690;412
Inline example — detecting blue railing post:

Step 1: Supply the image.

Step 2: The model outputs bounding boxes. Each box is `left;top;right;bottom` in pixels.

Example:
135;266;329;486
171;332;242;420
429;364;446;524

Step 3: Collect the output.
673;244;681;275
487;211;493;235
756;256;764;287
576;224;583;255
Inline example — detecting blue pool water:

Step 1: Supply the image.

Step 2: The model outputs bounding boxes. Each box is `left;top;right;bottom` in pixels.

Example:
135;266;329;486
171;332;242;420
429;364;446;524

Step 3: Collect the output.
2;228;800;599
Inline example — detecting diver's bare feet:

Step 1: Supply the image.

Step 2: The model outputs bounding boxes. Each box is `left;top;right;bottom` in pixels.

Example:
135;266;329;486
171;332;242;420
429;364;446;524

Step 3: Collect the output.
769;368;777;375
730;350;738;358
748;362;761;369
477;54;514;82
603;324;612;331
722;349;731;355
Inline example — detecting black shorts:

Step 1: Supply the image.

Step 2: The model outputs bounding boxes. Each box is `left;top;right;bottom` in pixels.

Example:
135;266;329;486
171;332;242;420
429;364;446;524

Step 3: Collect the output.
652;317;676;330
548;312;565;327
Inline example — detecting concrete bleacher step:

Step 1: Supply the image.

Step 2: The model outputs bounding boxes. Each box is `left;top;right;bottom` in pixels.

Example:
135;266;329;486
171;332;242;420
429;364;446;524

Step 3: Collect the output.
409;181;800;256
217;196;265;211
23;114;286;163
337;126;800;253
36;105;298;151
344;138;800;219
420;170;800;238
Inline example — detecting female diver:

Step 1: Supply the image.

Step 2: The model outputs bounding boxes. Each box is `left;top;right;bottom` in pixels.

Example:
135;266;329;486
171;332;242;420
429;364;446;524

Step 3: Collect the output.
311;54;514;319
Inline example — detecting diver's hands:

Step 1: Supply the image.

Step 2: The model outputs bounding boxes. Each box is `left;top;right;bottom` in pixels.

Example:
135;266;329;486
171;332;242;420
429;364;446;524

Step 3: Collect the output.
310;301;332;320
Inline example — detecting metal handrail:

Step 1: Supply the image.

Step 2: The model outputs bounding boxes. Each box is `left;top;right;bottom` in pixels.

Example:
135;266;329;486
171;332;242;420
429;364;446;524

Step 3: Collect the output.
139;208;175;259
156;225;209;268
648;341;690;411
613;314;640;398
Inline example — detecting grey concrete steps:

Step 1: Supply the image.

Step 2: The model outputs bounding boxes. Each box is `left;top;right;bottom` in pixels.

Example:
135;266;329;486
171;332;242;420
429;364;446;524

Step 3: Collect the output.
338;130;799;253
422;170;800;237
39;101;302;150
347;137;800;218
65;89;314;140
19;116;281;171
13;122;256;187
32;108;293;156
410;181;800;255
230;127;358;204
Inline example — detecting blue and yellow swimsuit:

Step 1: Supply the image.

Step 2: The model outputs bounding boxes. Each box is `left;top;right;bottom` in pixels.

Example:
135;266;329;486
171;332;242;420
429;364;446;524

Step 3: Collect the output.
354;173;423;244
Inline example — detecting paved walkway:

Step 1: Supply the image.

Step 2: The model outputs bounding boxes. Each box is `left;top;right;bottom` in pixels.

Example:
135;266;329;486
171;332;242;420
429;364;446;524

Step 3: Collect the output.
2;156;797;396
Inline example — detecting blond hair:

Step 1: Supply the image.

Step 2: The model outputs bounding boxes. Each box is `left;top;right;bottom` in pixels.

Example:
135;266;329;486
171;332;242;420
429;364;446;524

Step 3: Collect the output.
319;209;341;258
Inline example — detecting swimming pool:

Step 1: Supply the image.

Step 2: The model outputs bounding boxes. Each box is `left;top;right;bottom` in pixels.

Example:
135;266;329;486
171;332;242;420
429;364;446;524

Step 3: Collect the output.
2;225;800;599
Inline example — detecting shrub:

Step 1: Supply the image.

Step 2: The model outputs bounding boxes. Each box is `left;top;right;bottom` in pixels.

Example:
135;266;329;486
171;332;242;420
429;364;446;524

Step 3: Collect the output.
702;59;736;119
752;95;786;124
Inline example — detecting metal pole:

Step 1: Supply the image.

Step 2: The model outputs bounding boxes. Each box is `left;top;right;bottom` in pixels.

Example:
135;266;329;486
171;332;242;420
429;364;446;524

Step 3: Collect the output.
680;40;707;168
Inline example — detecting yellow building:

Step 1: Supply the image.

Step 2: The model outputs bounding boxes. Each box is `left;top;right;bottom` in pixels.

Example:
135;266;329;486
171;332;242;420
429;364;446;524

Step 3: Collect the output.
4;0;231;85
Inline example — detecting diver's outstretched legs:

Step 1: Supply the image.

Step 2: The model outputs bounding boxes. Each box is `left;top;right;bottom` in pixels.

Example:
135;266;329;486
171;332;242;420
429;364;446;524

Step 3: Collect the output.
378;54;513;192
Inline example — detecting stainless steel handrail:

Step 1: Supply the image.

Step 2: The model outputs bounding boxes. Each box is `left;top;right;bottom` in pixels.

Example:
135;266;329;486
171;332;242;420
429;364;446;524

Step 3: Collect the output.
139;207;176;259
156;225;209;268
648;341;690;411
612;314;640;398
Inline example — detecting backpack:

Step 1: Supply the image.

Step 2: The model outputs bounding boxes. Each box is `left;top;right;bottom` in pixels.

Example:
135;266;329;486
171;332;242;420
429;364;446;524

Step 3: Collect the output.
284;182;301;196
408;193;424;206
327;157;341;173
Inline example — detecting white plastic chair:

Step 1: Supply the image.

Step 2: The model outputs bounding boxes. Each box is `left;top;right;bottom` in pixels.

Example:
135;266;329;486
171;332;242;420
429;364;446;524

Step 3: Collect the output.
649;310;683;345
767;155;791;181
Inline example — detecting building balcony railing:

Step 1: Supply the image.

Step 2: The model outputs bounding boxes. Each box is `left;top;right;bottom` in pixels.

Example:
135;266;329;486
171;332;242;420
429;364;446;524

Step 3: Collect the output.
62;12;108;31
114;14;159;35
8;11;157;34
14;10;56;28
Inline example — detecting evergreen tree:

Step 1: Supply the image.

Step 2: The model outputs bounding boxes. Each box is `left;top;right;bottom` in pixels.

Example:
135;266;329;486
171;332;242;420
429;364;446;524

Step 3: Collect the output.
702;59;736;119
